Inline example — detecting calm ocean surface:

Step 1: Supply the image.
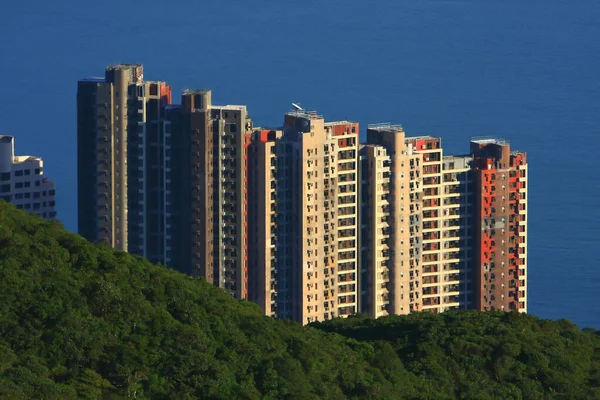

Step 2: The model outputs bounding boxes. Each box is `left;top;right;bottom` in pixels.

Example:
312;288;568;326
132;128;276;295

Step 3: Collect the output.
1;0;598;327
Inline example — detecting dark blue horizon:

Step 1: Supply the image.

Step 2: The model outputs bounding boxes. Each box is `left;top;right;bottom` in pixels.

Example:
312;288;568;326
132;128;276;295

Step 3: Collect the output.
1;0;599;328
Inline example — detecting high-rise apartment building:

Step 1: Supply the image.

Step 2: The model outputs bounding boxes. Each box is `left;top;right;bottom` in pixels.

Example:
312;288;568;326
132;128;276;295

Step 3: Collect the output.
249;110;359;324
437;155;475;311
362;126;477;318
361;125;417;317
248;128;286;317
250;120;525;324
404;136;474;314
358;144;393;318
76;64;528;321
77;64;172;254
471;138;527;312
164;90;252;299
0;135;56;219
78;64;252;300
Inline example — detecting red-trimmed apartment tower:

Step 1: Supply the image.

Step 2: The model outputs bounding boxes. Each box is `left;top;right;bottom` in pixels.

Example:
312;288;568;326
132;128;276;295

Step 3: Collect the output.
471;138;528;313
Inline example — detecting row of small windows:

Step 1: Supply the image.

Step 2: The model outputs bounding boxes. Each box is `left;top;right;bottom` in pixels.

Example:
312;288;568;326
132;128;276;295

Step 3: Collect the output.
15;201;55;210
0;169;42;180
0;181;51;191
15;181;42;189
0;188;56;198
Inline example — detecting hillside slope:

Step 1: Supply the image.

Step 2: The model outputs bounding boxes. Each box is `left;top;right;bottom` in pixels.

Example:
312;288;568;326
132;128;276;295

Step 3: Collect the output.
1;202;599;399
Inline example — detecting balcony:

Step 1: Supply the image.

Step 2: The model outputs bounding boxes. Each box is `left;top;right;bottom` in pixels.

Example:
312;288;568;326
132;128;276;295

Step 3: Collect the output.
423;243;440;251
443;284;460;293
444;186;461;195
423;265;439;274
422;287;439;296
422;297;440;306
423;188;438;197
443;197;461;206
443;252;461;261
444;241;462;250
423;221;438;230
338;273;356;283
422;276;438;285
443;295;460;304
338;284;356;294
423;232;440;241
338;295;356;305
423;199;439;208
443;220;461;228
339;196;355;205
423;210;439;219
423;175;440;185
443;263;460;272
422;254;439;263
338;173;356;183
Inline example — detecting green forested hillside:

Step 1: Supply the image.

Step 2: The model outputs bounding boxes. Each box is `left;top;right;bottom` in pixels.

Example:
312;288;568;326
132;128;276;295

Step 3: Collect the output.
0;202;599;399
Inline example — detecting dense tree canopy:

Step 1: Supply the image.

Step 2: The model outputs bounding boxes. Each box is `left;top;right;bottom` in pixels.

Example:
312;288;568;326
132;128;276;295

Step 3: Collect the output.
1;201;599;399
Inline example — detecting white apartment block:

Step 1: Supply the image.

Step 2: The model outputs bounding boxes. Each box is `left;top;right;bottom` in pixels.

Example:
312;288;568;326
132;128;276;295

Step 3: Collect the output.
0;135;56;219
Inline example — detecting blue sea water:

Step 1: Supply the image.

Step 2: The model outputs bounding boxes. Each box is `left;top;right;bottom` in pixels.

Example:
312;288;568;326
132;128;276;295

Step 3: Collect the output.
1;0;599;327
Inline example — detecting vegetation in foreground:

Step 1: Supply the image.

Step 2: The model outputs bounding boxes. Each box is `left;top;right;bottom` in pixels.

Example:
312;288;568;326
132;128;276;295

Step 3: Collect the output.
1;202;599;399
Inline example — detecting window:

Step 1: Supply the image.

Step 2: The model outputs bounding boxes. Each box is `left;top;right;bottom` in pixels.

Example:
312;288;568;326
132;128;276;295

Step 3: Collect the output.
24;193;30;198
15;182;23;189
35;168;41;175
35;180;41;187
33;192;40;199
1;195;10;202
49;190;55;196
24;182;30;188
24;170;31;176
33;203;40;209
0;184;9;193
0;172;9;180
15;170;23;176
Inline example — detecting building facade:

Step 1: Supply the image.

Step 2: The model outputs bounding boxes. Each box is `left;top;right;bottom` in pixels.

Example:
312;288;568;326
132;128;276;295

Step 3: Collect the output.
404;136;474;314
471;138;527;312
361;127;512;319
76;64;528;322
78;65;254;300
164;89;252;299
77;64;172;254
249;111;360;324
361;125;412;317
0;135;56;219
247;128;528;322
248;128;287;317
